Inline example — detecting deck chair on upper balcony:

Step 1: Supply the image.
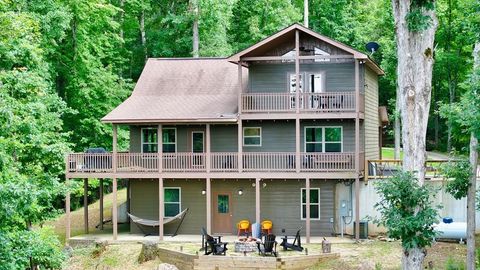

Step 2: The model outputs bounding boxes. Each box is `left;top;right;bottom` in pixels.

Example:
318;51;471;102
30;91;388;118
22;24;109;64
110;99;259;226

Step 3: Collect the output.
127;208;189;237
280;227;304;252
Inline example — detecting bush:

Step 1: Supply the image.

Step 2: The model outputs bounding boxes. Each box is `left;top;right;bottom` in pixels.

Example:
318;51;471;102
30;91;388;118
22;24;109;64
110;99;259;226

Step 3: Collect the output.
373;171;441;250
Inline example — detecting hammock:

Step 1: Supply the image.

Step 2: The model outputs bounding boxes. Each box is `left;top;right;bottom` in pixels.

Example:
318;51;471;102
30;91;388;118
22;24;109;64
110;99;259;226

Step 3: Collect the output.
127;208;189;237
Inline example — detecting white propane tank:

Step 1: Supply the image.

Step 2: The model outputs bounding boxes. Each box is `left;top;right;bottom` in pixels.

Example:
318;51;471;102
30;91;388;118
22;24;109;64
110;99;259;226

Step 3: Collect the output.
434;221;467;243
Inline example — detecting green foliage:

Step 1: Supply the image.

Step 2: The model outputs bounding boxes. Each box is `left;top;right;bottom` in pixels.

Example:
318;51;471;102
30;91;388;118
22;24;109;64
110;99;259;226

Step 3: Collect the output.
0;228;66;270
407;0;435;32
440;159;472;199
373;171;441;250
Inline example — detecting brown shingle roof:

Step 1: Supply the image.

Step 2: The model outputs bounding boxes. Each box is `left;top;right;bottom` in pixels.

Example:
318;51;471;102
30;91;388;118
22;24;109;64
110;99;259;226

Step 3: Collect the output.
102;58;245;123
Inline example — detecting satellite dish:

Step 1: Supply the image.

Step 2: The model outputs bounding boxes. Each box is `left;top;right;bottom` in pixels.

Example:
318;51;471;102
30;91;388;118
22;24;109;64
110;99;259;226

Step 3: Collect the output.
365;42;380;54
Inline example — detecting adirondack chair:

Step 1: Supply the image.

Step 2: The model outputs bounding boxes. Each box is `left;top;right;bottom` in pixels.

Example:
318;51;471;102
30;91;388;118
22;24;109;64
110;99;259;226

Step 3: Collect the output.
257;234;277;257
201;227;228;255
280;228;303;252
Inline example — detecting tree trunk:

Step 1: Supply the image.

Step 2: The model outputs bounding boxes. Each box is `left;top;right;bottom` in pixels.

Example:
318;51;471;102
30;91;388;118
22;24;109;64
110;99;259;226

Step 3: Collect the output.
140;8;147;60
394;85;401;159
392;0;437;184
466;41;480;270
392;1;438;269
467;132;478;270
191;0;199;58
402;248;426;270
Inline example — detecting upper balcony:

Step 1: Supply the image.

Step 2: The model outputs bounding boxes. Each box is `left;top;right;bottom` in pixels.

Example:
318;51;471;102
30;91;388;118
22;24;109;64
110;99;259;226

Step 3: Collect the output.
241;91;364;116
66;151;364;178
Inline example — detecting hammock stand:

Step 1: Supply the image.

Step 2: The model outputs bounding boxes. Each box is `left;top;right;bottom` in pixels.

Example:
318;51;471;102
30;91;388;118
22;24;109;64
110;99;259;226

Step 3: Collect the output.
127;208;189;237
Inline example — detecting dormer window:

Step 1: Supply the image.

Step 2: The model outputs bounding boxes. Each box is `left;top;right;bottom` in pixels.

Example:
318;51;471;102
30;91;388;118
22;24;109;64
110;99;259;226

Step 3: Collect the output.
281;50;296;62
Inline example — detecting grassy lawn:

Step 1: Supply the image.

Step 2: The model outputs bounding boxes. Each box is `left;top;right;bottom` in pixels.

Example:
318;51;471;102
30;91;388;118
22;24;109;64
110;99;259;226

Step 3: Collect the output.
46;188;127;244
381;147;403;159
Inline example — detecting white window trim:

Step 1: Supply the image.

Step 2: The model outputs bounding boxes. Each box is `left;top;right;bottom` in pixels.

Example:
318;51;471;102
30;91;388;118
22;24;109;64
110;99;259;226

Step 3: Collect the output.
141;127;158;153
162;127;177;153
301;188;321;220
243;127;262;147
164;187;181;218
304;126;343;153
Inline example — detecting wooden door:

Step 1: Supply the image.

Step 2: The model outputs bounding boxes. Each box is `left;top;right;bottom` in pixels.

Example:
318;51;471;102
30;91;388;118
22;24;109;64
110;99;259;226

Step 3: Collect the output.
191;131;204;167
212;192;232;234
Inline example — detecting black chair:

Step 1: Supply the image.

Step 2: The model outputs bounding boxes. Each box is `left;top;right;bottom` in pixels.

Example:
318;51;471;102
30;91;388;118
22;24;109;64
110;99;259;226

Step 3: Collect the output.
201;227;228;255
257;234;278;257
280;228;303;252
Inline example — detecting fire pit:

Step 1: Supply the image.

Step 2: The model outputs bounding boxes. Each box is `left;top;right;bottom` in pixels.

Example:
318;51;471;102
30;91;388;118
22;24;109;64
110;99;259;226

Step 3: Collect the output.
234;237;258;252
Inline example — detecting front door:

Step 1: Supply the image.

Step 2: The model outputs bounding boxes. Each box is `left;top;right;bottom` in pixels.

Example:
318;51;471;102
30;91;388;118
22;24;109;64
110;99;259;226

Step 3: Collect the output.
212;192;232;234
191;131;204;166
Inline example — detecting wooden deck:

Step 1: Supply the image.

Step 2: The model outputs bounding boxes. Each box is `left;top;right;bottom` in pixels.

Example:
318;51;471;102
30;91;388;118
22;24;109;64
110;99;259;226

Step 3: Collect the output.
241;92;364;114
67;152;362;177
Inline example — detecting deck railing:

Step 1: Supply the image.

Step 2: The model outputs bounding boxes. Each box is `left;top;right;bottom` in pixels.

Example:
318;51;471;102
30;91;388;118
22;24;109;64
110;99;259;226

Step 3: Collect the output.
211;152;238;172
300;152;356;171
66;152;361;174
242;152;296;172
241;92;359;113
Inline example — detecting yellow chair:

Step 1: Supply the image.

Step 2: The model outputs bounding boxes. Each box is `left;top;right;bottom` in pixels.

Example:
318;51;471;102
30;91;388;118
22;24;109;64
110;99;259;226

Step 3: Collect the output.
237;220;250;236
261;220;273;235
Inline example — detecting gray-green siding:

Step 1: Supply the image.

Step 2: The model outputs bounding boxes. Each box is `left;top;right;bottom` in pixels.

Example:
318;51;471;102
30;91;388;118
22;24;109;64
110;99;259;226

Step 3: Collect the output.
248;63;365;93
130;120;358;153
129;179;337;236
364;67;380;160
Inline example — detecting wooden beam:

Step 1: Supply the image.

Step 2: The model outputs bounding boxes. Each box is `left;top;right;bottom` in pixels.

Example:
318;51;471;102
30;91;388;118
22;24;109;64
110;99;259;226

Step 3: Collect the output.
159;177;164;241
206;124;211;173
112;177;118;241
255;178;260;224
240;55;353;61
206;178;212;234
158;124;163;172
295;30;300;114
99;178;104;230
295;118;300;173
65;178;71;244
306;178;310;244
354;59;360;241
238;62;243;113
113;124;117;173
84;178;89;234
238;120;243;173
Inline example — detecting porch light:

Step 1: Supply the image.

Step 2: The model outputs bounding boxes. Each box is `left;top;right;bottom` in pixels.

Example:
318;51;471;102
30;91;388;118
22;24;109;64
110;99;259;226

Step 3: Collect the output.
201;189;206;195
238;189;244;196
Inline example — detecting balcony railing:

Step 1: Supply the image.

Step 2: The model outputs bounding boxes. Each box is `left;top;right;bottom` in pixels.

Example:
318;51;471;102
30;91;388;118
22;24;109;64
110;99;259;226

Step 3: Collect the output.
241;92;362;113
67;152;359;174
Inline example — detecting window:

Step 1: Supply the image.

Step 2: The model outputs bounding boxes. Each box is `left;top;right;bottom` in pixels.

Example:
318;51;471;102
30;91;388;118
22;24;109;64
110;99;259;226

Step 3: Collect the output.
308;73;324;93
314;47;330;62
141;128;158;153
164;187;181;217
141;128;177;153
217;195;229;213
243;127;261;146
162;128;176;153
304;127;342;153
301;188;320;220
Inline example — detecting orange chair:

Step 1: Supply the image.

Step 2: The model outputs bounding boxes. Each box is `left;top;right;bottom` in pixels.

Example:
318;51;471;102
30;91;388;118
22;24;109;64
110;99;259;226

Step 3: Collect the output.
237;220;251;236
261;220;273;235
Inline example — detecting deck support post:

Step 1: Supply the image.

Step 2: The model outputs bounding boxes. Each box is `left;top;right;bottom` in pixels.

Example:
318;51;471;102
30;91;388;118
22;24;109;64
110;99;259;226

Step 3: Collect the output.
99;178;104;230
159;177;164;241
295;29;300;114
206;124;211;172
295;118;300;173
65;177;71;245
83;178;89;234
306;178;310;244
354;59;360;241
238;120;243;172
158;124;163;172
112;177;118;241
255;178;260;225
206;178;212;234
